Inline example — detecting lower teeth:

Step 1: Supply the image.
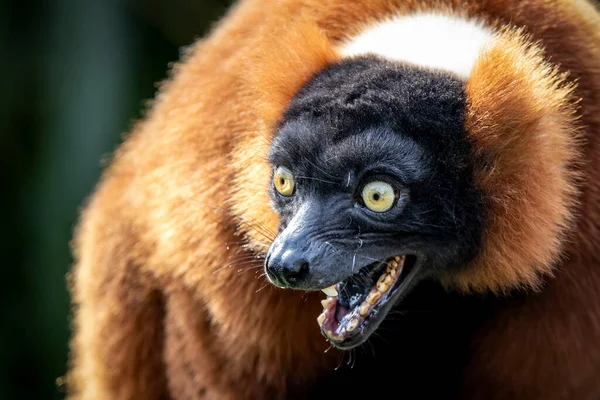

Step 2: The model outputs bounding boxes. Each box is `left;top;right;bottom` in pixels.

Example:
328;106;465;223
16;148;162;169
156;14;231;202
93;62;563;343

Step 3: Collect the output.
317;256;405;338
346;318;359;332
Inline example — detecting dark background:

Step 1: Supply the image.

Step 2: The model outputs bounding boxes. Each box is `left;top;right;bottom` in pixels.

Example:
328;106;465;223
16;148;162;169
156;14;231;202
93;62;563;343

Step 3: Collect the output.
1;1;232;399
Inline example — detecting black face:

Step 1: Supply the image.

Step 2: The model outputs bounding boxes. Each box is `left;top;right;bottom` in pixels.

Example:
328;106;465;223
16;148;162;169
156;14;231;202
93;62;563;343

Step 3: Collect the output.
264;56;485;349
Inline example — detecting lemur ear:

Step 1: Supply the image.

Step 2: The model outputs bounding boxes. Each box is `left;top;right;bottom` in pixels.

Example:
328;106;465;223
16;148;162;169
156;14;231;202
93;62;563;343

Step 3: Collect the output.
441;28;581;293
246;20;340;130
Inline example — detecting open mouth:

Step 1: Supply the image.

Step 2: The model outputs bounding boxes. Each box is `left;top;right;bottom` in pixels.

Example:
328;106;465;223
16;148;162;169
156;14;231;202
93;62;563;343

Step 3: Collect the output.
317;255;418;349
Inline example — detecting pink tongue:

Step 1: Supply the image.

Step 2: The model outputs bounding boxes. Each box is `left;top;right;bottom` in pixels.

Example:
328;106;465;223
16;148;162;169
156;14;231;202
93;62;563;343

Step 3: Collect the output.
335;305;351;322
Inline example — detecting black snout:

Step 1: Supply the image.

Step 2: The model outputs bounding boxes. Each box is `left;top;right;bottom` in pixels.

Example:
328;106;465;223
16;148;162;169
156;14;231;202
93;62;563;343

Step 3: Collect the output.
265;247;311;287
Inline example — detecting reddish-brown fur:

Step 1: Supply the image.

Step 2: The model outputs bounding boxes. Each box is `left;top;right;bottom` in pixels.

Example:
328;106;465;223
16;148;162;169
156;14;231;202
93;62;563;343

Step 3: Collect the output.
68;0;600;399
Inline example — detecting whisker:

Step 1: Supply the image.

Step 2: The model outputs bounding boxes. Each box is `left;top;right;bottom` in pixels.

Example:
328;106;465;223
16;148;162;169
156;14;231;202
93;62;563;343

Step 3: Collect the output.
347;348;353;366
240;215;277;237
236;265;264;274
295;175;337;185
232;261;264;269
223;253;264;261
410;221;447;229
353;254;385;264
367;339;377;360
353;273;372;288
236;219;276;243
222;240;254;247
213;263;260;275
185;197;275;246
371;331;390;347
334;351;346;371
323;241;337;253
255;282;270;292
304;157;338;180
255;272;266;279
213;255;265;274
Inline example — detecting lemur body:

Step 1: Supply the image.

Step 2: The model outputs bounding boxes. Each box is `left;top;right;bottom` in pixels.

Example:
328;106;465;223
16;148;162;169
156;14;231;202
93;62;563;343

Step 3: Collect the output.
68;1;600;399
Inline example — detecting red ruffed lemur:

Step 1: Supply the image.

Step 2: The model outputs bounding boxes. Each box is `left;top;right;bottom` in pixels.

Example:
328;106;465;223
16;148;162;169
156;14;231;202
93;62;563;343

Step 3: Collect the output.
67;0;600;399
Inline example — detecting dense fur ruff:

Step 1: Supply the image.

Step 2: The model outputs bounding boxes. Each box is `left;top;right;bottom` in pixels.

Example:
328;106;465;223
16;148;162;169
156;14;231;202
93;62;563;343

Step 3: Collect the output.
68;1;600;399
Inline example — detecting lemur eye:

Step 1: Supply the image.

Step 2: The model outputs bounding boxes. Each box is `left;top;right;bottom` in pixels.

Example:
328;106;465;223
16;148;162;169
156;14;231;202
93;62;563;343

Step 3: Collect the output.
273;166;295;197
361;181;396;212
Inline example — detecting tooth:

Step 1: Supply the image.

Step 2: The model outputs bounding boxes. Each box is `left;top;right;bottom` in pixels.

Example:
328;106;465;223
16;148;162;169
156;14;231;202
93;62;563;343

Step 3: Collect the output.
386;264;397;276
317;313;326;327
321;285;338;297
359;304;370;316
366;291;381;304
390;261;399;268
321;298;333;309
377;282;390;292
377;273;393;286
377;274;387;285
377;276;393;291
346;318;359;332
394;256;401;261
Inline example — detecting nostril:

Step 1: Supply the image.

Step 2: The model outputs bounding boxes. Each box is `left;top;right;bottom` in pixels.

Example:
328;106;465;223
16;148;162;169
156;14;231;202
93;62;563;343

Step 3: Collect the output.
282;259;310;283
293;259;309;275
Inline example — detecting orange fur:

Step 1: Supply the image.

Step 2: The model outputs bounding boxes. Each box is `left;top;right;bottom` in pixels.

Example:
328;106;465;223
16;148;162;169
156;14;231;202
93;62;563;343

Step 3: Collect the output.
441;29;581;292
68;0;600;399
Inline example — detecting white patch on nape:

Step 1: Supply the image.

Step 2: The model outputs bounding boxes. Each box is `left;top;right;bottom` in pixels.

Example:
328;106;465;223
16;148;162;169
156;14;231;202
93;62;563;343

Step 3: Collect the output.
339;13;495;79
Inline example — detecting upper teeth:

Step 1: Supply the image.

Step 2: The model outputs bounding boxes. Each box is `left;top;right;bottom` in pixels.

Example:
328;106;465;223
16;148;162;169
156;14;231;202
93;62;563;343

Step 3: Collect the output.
321;285;338;297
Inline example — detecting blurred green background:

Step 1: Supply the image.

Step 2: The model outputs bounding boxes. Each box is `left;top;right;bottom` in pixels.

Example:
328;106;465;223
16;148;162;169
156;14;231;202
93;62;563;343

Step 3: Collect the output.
1;1;232;399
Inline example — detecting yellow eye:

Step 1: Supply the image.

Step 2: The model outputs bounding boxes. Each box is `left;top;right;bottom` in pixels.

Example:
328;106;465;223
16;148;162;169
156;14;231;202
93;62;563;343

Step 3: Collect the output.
274;166;295;196
361;181;396;212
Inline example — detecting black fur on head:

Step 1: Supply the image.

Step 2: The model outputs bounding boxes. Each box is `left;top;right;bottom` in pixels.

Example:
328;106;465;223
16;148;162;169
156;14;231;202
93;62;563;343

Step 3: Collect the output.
264;55;485;347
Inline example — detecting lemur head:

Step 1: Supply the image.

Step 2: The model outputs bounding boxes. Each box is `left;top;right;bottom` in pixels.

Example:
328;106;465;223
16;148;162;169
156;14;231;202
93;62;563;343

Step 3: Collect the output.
231;21;579;349
264;57;485;346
